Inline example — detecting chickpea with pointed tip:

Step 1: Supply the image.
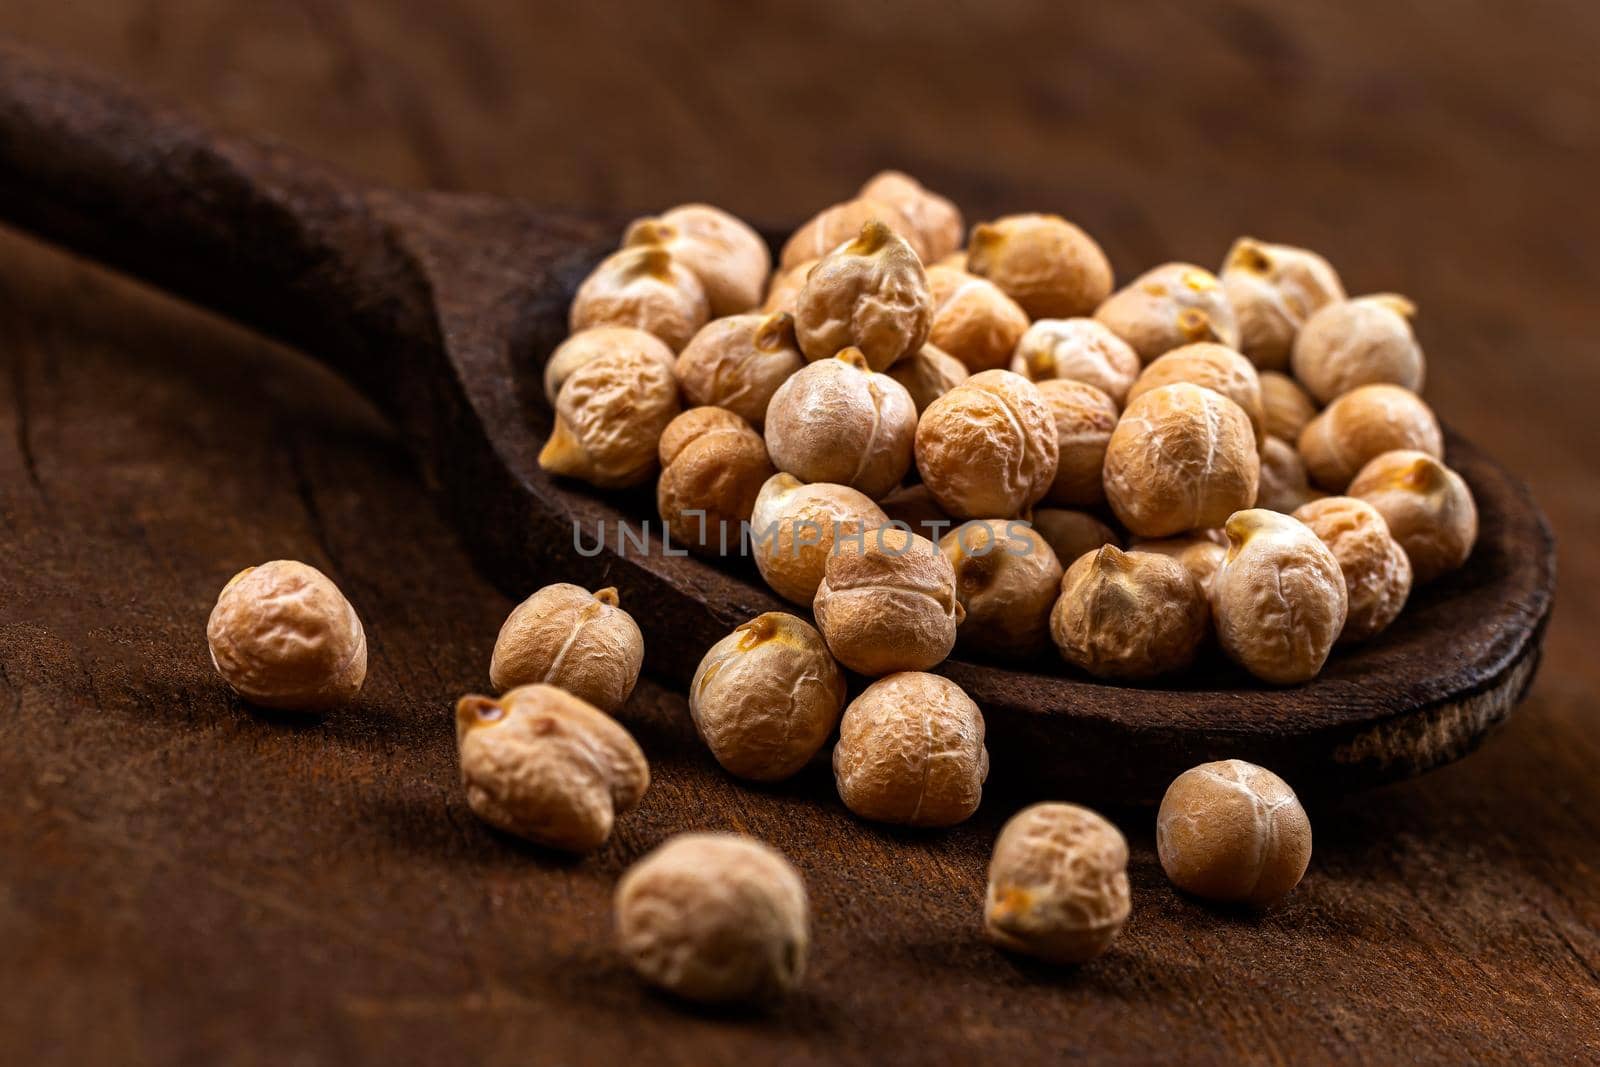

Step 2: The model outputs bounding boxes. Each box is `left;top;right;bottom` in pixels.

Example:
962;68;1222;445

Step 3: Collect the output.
1211;510;1346;684
764;348;917;499
675;312;806;428
794;220;933;371
569;244;709;352
966;213;1114;319
1095;263;1239;363
1220;237;1345;371
490;583;643;711
1011;318;1141;408
1051;545;1210;680
623;204;770;317
1348;450;1477;584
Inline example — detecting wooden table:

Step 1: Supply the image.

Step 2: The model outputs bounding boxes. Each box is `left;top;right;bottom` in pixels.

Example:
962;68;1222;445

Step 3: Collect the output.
1;3;1596;1062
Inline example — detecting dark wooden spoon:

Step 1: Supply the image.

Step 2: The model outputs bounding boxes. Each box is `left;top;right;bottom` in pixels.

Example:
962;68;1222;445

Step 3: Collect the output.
0;42;1555;802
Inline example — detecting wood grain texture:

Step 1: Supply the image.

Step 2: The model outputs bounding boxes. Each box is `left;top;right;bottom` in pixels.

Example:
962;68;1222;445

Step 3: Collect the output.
0;1;1597;1063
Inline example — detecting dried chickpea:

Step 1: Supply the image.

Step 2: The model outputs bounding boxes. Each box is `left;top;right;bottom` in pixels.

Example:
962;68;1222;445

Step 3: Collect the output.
814;527;964;675
966;214;1114;319
1349;450;1478;584
1126;342;1266;445
1219;237;1345;371
540;345;681;488
1010;318;1141;408
1103;383;1260;538
1094;263;1239;363
1129;532;1227;596
879;483;954;543
763;258;817;316
1293;496;1413;642
985;803;1131;964
207;560;366;711
569;245;709;352
1260;370;1318;443
749;474;887;605
455;684;649;852
690;613;846;781
1297;383;1442;492
833;672;988;827
925;265;1030;372
1255;436;1315;513
860;170;964;262
624;204;770;317
916;369;1060;520
780;196;927;270
794;221;933;371
1212;510;1347;684
489;583;644;711
615;833;808;1005
1030;509;1121;569
888;343;969;414
544;325;675;408
657;408;775;555
764;348;916;499
941;520;1063;658
1051;545;1209;680
675;312;805;428
1157;760;1312;907
1292;294;1424;405
1037;378;1118;508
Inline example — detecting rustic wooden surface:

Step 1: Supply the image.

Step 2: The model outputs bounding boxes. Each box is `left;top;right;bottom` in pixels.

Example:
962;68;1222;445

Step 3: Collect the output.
1;2;1597;1063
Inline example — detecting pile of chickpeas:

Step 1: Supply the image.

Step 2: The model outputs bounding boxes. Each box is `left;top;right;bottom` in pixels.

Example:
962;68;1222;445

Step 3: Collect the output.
203;172;1480;1006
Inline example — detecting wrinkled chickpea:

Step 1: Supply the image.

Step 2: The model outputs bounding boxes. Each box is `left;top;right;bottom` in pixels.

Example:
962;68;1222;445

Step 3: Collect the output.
1037;378;1118;508
1051;545;1209;680
1348;450;1478;584
860;170;964;262
762;258;818;316
570;245;709;352
916;369;1060;519
1157;759;1312;907
888;343;969;414
624;204;770;318
455;684;649;852
878;483;954;543
540;345;681;489
1298;383;1442;491
207;560;367;711
794;221;933;371
1094;263;1240;363
1212;510;1347;684
1260;370;1319;443
1219;237;1345;371
814;527;964;675
1293;496;1413;642
924;265;1030;372
615;833;808;1005
1256;436;1315;513
1129;532;1228;596
544;325;676;409
941;520;1064;658
985;803;1131;964
1010;318;1141;408
1030;508;1121;569
657;408;775;555
1103;383;1260;538
489;583;644;711
675;312;805;428
1292;294;1424;405
691;613;847;781
779;196;927;270
764;348;917;499
1126;342;1266;445
749;474;887;605
966;214;1114;319
833;672;988;827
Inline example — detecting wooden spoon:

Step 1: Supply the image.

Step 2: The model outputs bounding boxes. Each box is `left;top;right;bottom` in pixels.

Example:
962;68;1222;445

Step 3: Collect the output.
0;43;1554;802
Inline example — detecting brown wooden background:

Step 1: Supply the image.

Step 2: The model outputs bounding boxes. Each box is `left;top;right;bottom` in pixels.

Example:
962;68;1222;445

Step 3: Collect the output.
1;2;1596;1063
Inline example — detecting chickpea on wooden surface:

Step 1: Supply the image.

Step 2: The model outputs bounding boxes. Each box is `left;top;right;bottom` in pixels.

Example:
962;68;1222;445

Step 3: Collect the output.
623;204;770;318
859;170;964;263
543;325;675;409
966;213;1114;319
1219;237;1346;371
794;220;932;371
941;520;1064;659
916;369;1060;520
656;408;774;555
779;196;927;270
1094;262;1239;363
1349;449;1478;584
1126;342;1267;445
1157;760;1313;907
1292;294;1424;405
1010;317;1141;407
924;264;1030;373
539;343;681;489
569;244;709;352
1298;383;1442;492
674;311;805;428
749;474;887;605
1051;545;1210;680
1294;496;1414;643
814;526;964;676
489;583;644;711
764;348;917;500
1037;378;1118;508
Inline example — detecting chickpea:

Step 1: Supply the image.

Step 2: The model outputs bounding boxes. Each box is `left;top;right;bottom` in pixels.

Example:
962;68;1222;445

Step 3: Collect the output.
860;170;965;262
1157;760;1312;907
539;345;681;489
1348;450;1478;584
916;370;1060;520
691;613;847;781
764;349;917;499
615;833;808;1004
1293;496;1413;642
206;560;366;711
924;265;1030;373
544;325;675;409
624;205;771;317
1126;342;1266;445
985;803;1131;964
966;213;1114;319
1255;435;1315;513
489;584;644;711
888;343;969;414
763;258;817;316
833;672;988;827
1292;294;1424;405
941;520;1064;658
1103;383;1260;538
1297;383;1442;492
1010;318;1141;408
569;245;709;352
1212;510;1347;684
1051;545;1209;680
794;221;933;371
1219;237;1345;371
749;474;887;605
1129;532;1228;596
1030;508;1121;569
657;408;775;555
1260;370;1318;443
814;527;965;675
1037;378;1118;508
878;483;954;543
674;312;805;428
455;684;649;852
1094;263;1239;363
780;196;927;270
